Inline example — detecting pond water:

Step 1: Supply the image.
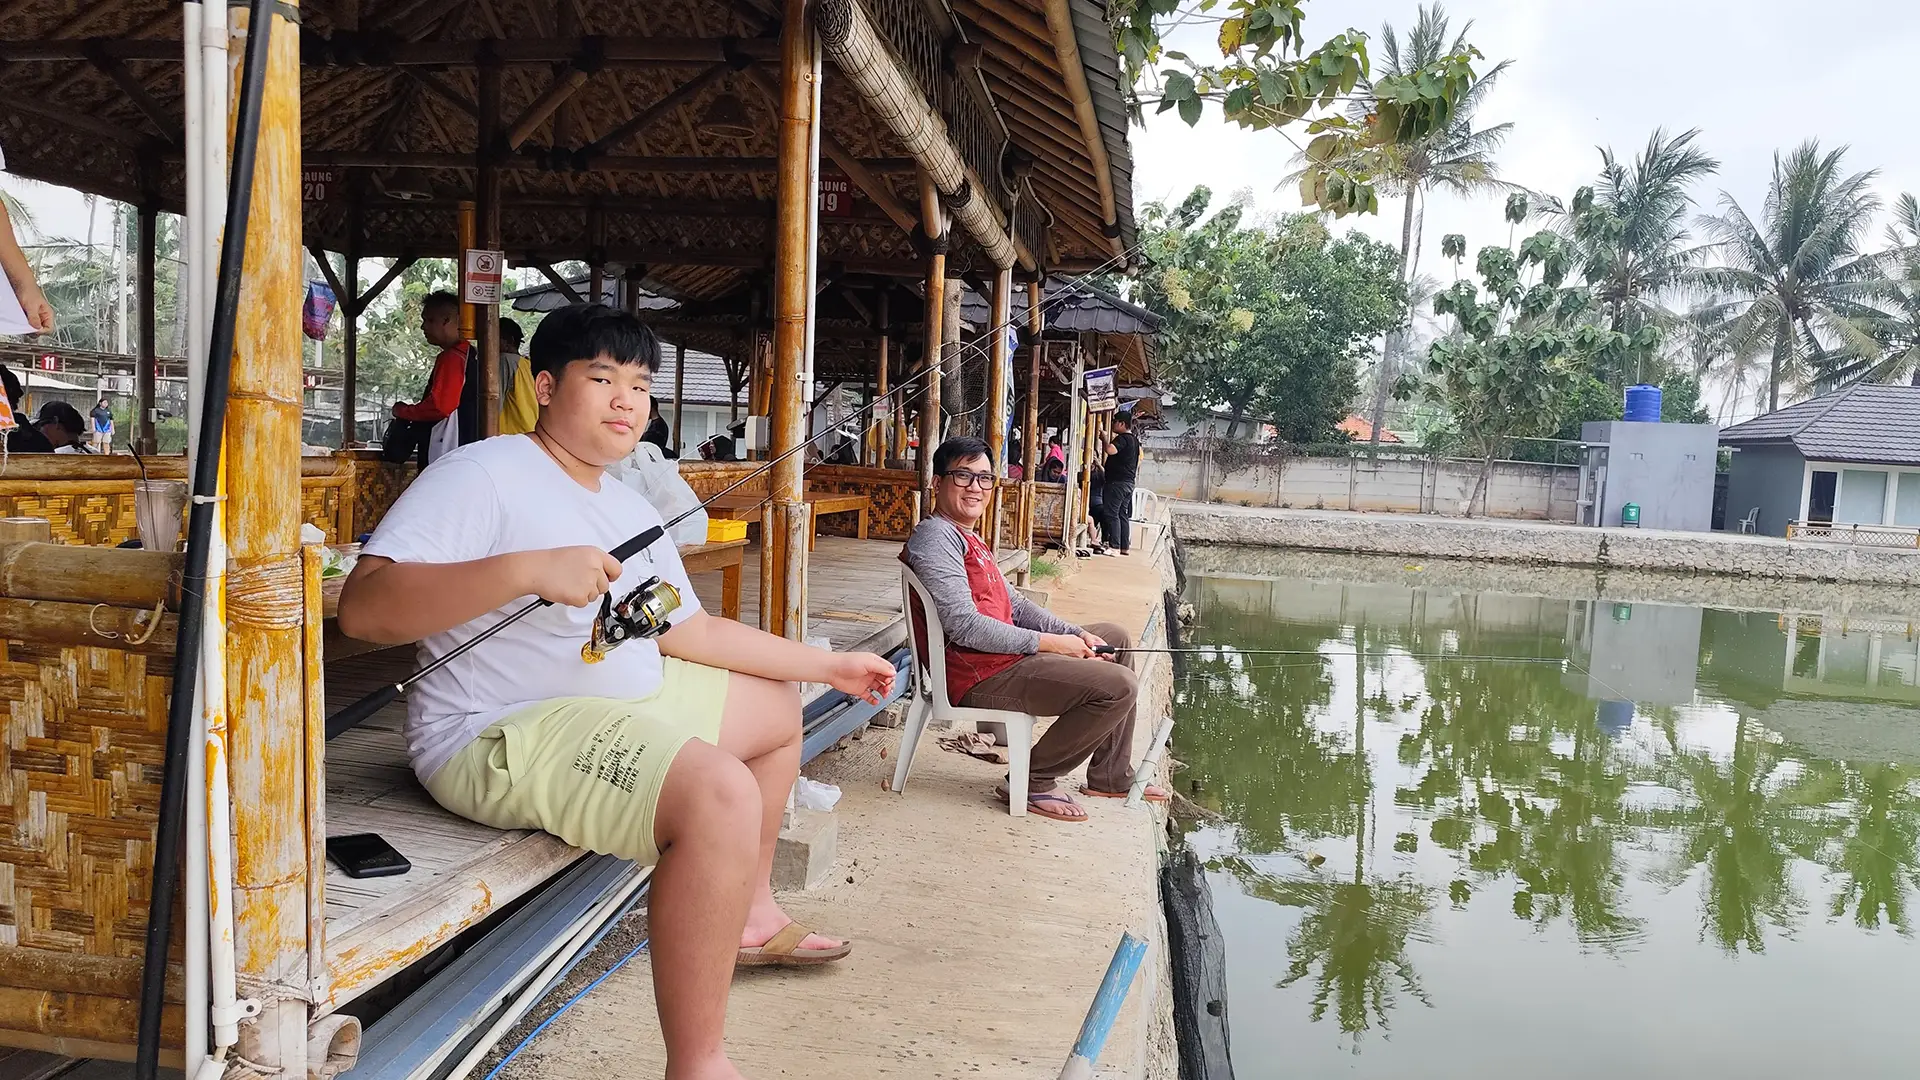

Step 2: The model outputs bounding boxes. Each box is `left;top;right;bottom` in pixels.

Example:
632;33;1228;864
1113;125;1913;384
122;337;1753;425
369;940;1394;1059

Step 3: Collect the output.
1173;564;1920;1079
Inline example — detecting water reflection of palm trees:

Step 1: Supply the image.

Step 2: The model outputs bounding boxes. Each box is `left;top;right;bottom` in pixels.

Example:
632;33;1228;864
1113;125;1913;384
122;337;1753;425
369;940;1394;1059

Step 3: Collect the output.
1177;576;1920;1048
1183;623;1437;1044
1651;717;1843;953
1829;765;1920;934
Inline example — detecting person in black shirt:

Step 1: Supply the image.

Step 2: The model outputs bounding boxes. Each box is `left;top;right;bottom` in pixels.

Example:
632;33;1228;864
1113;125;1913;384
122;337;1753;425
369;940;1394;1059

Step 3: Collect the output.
640;396;678;458
1101;412;1141;554
8;400;83;453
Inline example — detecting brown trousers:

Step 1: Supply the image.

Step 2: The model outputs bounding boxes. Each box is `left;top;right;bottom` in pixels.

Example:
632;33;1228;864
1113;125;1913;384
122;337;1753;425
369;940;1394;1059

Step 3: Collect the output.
960;621;1139;794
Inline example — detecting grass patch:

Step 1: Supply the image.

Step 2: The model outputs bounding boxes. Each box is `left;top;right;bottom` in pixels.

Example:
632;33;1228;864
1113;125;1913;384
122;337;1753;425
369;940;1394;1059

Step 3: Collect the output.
1030;555;1062;581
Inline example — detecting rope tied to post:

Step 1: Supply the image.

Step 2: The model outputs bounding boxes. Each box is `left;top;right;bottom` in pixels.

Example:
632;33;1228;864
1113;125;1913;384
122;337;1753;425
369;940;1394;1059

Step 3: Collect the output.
226;554;306;629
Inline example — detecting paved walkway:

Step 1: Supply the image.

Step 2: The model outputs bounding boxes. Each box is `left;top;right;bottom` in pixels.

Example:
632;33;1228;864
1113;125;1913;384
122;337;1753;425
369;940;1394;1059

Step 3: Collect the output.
488;526;1179;1080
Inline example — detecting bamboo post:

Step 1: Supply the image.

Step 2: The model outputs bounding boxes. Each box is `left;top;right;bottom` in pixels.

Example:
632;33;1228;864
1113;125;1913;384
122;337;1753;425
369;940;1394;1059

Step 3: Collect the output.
986;266;1012;545
671;341;687;452
135;197;158;455
1023;276;1043;551
476;61;503;437
940;275;965;438
872;291;889;465
456;201;476;342
767;0;818;639
226;0;310;1072
918;238;946;495
341;201;360;447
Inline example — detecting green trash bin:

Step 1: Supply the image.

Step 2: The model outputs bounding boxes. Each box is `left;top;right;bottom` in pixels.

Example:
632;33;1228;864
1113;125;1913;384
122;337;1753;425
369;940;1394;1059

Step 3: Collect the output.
1621;502;1641;528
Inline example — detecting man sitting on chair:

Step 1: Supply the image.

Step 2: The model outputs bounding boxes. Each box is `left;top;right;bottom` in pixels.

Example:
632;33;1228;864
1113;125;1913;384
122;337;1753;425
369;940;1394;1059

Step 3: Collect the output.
900;435;1171;822
339;303;895;1080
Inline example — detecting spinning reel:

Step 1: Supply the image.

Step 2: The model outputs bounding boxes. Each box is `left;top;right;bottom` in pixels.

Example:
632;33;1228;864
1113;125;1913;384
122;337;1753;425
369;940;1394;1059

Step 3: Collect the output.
581;575;683;663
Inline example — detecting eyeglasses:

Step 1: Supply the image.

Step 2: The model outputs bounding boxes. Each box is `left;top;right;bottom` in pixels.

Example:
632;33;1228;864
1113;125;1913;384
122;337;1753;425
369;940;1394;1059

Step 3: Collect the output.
940;470;997;490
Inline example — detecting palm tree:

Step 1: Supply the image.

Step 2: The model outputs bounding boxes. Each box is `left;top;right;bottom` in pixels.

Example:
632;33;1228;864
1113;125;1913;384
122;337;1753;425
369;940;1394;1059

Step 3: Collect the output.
1840;193;1920;386
1566;128;1720;373
1692;141;1886;411
1327;4;1513;451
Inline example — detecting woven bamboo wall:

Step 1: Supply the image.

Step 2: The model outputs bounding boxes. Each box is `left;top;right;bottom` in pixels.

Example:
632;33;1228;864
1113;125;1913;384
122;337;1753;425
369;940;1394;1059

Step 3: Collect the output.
807;465;918;541
0;634;186;1053
344;452;417;538
0;457;357;547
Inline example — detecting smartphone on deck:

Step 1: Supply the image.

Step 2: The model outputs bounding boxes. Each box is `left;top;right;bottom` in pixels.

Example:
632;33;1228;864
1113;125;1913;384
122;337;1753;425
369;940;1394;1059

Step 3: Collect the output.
326;833;411;879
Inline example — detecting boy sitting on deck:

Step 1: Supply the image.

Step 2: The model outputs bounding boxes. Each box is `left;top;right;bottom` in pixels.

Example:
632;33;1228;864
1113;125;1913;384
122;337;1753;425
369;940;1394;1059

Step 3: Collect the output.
901;436;1171;822
337;303;894;1080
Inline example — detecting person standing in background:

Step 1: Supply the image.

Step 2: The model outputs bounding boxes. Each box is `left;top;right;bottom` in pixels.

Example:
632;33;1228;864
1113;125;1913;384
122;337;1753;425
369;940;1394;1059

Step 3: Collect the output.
89;398;114;453
497;317;537;436
1101;412;1140;555
390;292;470;467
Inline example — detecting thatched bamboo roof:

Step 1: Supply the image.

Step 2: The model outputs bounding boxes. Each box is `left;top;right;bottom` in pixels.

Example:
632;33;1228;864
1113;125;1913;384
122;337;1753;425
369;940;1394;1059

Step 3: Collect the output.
0;0;1138;293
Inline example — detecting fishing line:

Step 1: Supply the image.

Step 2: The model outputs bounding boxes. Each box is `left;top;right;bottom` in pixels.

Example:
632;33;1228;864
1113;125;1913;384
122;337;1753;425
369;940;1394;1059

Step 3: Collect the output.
326;243;1149;734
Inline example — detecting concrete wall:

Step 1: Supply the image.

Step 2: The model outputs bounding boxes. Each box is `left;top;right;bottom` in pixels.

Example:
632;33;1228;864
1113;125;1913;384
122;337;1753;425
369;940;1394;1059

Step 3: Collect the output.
1581;421;1719;531
1722;444;1805;537
1174;503;1920;585
1137;448;1581;521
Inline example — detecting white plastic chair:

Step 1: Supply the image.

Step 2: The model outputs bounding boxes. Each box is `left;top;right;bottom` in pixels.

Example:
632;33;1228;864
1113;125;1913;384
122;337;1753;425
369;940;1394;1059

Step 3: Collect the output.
894;566;1039;816
1736;506;1759;534
1130;486;1161;522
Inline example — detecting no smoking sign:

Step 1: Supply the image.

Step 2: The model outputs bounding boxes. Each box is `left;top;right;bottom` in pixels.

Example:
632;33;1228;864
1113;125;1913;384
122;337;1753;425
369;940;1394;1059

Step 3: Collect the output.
463;249;505;305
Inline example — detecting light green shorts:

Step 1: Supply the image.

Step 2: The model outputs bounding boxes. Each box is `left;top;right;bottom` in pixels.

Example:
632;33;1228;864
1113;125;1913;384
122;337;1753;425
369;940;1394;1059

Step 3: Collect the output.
422;657;732;865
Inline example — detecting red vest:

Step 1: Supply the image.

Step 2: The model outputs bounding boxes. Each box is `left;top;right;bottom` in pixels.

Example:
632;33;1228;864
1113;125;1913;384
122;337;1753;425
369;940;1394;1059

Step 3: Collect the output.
902;526;1024;703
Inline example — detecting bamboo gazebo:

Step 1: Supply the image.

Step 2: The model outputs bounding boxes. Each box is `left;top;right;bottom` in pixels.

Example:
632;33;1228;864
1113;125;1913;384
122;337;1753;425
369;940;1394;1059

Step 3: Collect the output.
0;0;1140;1075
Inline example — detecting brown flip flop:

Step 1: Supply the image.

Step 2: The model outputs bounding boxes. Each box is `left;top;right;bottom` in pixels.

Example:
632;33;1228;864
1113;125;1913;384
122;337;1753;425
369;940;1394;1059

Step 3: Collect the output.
1082;784;1171;804
737;922;852;967
997;786;1089;821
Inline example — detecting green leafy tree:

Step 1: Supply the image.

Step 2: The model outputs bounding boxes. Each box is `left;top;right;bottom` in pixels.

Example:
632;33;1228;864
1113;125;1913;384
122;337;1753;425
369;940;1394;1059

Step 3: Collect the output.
1693;141;1885;411
1115;0;1485;217
1137;188;1404;443
1425;230;1638;510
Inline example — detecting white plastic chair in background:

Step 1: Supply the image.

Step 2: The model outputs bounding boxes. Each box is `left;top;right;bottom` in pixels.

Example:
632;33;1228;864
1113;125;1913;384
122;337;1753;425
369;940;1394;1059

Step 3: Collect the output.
1130;486;1161;521
1736;506;1759;534
894;566;1039;816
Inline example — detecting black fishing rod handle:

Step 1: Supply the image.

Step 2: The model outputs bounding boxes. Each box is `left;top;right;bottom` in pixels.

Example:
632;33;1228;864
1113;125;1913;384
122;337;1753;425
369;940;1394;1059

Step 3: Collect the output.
326;682;402;740
610;525;666;563
1093;644;1118;656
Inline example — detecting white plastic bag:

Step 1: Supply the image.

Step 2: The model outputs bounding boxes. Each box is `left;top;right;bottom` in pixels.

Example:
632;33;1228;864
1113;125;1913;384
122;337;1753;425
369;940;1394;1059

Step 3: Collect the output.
794;776;842;811
610;442;708;546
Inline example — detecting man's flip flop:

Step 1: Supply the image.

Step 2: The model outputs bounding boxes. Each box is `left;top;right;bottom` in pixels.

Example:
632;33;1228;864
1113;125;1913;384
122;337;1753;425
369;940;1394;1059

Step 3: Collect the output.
737;922;853;967
997;786;1089;821
1082;784;1172;804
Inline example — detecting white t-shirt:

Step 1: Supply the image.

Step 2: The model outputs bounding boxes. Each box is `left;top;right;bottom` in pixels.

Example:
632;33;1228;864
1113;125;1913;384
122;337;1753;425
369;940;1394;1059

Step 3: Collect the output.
361;435;703;782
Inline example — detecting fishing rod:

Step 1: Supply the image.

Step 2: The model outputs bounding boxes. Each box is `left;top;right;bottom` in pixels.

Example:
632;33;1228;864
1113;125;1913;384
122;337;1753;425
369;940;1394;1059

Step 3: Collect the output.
1094;645;1567;664
326;245;1144;735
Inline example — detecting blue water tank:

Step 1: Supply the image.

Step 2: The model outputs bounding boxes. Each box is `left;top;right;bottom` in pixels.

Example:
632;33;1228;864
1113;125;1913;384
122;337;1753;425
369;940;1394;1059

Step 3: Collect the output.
1623;384;1662;423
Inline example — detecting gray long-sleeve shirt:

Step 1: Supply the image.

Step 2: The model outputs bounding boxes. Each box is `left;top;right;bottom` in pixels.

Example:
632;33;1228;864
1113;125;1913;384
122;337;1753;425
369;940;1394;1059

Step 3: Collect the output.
902;516;1082;655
